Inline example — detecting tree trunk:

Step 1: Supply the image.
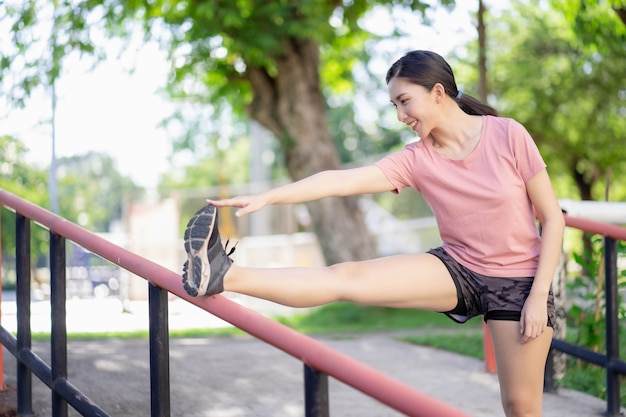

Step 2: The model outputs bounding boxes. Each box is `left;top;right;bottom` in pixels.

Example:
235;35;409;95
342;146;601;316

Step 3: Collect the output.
477;0;488;103
571;162;596;275
245;37;376;265
614;7;626;26
544;250;567;392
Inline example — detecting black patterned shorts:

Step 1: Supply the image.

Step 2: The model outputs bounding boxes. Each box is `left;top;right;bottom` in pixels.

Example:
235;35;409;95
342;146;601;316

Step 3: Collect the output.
427;247;555;326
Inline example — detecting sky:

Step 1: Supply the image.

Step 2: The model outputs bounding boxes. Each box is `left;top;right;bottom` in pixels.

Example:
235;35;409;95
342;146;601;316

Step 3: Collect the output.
0;2;484;188
1;39;174;188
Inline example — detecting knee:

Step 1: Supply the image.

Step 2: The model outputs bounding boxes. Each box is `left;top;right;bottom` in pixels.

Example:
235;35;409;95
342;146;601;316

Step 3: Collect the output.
501;394;541;417
328;261;359;278
327;262;362;301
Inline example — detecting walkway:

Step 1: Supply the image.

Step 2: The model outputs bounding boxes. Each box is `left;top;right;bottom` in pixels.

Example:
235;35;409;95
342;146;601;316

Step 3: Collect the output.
0;294;620;416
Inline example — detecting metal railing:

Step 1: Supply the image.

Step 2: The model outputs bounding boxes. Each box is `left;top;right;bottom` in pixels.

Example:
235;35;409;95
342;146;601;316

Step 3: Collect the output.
549;214;626;417
0;187;473;416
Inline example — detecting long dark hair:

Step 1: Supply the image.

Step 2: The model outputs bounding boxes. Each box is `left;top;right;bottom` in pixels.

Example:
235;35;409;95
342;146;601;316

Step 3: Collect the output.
386;50;498;117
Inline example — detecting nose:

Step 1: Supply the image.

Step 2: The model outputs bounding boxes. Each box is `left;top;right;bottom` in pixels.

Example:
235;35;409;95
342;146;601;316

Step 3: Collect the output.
396;107;407;122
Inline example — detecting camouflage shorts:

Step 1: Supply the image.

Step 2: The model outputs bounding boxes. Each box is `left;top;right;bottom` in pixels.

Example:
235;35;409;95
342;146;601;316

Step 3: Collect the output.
427;247;555;326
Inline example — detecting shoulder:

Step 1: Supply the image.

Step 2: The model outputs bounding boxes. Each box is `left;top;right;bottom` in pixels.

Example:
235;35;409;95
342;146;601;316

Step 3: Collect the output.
483;116;534;149
374;140;427;188
380;139;425;161
484;115;527;133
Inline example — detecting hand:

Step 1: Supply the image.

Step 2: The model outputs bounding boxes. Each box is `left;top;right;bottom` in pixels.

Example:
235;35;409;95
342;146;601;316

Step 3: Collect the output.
519;293;549;344
206;194;268;217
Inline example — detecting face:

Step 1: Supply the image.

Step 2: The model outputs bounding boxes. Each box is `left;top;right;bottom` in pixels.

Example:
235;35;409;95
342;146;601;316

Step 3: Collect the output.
388;77;438;140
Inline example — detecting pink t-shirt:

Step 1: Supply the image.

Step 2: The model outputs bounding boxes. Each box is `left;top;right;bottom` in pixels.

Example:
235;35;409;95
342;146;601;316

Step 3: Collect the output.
375;116;546;277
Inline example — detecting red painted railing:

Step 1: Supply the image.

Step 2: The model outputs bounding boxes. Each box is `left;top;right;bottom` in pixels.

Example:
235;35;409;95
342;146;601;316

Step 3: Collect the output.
0;188;472;416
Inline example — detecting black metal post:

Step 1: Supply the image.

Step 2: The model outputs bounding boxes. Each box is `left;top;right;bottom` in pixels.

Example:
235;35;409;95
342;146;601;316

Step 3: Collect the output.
50;231;68;417
149;282;170;417
603;237;621;416
304;364;329;417
16;213;34;416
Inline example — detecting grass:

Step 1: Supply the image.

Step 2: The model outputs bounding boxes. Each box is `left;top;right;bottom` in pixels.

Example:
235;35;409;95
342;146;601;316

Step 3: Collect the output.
402;331;485;360
274;302;481;334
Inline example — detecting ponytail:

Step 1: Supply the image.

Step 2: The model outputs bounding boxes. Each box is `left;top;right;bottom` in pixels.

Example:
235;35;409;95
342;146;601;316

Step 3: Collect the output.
456;91;499;116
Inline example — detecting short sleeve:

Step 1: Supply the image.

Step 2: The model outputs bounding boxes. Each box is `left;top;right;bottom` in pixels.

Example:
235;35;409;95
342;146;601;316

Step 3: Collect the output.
510;120;546;182
374;143;420;194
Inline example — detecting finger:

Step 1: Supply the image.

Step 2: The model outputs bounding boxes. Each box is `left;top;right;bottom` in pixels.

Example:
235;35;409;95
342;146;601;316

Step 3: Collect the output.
235;202;261;217
521;329;534;344
235;207;250;217
206;198;246;208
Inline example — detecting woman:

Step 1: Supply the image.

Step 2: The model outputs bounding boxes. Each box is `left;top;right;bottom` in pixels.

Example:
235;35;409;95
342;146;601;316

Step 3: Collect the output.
182;50;565;417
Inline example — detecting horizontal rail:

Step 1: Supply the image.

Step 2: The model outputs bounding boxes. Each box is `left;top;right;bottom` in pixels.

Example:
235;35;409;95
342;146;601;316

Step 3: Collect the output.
551;339;608;368
563;213;626;240
0;326;110;416
0;188;472;416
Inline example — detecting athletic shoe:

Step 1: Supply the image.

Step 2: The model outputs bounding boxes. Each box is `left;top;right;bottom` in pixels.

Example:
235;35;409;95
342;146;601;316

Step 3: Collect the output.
182;205;236;296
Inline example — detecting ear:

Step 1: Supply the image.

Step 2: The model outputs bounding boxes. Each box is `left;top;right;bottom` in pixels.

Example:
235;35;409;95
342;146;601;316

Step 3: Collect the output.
432;83;446;103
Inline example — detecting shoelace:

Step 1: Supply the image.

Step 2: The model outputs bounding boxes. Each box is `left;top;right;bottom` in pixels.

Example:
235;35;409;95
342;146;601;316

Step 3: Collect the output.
224;239;238;257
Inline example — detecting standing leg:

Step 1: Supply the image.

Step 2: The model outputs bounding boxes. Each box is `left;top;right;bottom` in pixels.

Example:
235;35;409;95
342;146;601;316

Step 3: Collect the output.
223;253;459;311
488;320;553;417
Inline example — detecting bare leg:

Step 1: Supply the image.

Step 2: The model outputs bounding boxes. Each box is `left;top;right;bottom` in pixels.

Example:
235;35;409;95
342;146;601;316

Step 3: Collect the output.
488;320;553;417
223;253;459;311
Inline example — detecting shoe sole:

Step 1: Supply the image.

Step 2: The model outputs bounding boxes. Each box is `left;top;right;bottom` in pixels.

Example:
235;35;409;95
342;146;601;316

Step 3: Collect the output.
182;205;217;296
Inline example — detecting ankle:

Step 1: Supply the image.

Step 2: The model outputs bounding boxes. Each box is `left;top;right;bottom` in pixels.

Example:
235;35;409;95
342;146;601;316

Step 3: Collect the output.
222;264;238;292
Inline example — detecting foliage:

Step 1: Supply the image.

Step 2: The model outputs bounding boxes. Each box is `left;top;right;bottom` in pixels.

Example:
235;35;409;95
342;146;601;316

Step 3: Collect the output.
0;0;452;166
159;135;256;228
567;236;626;349
135;1;445;110
488;0;626;202
568;235;605;348
564;233;626;403
56;152;142;232
0;136;48;206
0;0;104;107
0;0;447;113
1;138;141;288
561;327;626;404
0;135;50;269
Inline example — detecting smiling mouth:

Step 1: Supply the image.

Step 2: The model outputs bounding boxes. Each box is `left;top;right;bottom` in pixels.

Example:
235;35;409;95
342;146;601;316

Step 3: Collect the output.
408;120;418;131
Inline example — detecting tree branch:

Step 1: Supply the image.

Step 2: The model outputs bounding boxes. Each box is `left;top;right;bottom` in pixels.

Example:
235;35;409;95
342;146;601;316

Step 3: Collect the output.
614;7;626;26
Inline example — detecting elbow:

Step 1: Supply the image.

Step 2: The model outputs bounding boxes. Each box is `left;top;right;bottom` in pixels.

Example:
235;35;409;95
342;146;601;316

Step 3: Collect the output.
554;210;566;231
540;211;566;235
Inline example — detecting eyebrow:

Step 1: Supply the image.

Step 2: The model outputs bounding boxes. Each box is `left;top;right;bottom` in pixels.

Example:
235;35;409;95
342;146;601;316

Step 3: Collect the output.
392;93;407;103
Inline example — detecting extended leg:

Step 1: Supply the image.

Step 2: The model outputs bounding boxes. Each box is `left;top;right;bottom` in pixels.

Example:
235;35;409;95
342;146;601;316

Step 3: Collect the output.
488;320;553;417
224;253;458;311
182;205;458;312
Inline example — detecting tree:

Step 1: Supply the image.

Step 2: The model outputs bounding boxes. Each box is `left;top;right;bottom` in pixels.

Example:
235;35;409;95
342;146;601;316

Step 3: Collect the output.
0;135;50;274
56;152;142;232
1;0;454;264
121;1;433;264
488;0;626;202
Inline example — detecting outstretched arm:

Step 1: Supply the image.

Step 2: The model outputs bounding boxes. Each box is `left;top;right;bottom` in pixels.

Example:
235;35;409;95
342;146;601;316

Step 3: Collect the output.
208;165;395;217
